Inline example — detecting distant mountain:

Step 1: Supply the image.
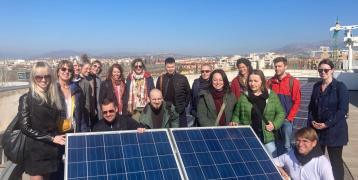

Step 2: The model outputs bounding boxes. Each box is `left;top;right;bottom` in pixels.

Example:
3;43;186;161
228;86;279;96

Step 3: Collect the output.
34;50;83;58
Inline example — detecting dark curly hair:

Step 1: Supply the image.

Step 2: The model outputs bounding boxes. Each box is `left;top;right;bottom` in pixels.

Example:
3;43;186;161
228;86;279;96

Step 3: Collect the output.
209;69;231;93
106;63;124;81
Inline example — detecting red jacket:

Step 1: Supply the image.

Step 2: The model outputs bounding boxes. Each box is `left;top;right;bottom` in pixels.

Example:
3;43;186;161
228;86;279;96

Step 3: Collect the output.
267;73;301;122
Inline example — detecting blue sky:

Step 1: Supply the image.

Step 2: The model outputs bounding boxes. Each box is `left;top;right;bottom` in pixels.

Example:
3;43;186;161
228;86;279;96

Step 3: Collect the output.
0;0;357;56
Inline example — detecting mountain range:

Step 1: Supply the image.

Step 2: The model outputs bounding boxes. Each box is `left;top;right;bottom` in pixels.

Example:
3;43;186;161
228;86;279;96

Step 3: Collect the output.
0;40;347;59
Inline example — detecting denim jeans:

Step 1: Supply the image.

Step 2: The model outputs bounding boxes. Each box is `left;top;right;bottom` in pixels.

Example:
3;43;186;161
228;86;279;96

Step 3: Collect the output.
264;141;277;158
276;119;294;156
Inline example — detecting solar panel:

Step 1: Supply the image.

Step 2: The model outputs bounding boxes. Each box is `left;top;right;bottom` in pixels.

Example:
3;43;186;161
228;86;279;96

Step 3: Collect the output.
65;130;183;180
171;126;282;180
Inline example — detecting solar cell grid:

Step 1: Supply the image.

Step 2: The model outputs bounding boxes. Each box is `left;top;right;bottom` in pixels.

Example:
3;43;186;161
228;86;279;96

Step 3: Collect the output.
171;127;282;180
66;130;183;180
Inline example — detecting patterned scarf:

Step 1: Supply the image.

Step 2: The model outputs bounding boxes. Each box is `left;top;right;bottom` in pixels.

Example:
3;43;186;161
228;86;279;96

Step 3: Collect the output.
127;72;149;113
112;79;125;113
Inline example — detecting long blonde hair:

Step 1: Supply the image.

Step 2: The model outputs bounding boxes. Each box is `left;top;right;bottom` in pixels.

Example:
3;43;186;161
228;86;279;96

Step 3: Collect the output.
30;61;62;110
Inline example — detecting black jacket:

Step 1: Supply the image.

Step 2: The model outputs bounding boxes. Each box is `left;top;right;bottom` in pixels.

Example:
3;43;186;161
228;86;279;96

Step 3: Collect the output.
99;80;127;114
156;73;191;114
93;115;143;132
18;92;59;162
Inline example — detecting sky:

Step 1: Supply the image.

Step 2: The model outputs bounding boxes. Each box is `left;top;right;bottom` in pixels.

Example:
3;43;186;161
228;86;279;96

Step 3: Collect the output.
0;0;358;56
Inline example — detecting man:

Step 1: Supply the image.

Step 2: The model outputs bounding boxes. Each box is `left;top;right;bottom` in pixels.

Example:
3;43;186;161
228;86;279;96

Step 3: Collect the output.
156;57;191;127
93;98;145;132
267;57;301;154
90;60;103;120
125;58;154;121
273;127;334;180
139;89;179;129
190;64;212;126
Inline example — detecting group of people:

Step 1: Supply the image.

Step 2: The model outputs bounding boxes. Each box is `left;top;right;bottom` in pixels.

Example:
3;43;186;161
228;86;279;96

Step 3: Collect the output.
15;56;348;180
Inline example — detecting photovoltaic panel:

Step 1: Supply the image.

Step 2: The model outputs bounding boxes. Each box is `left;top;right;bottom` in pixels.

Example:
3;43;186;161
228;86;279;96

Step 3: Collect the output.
65;130;183;180
171;126;283;180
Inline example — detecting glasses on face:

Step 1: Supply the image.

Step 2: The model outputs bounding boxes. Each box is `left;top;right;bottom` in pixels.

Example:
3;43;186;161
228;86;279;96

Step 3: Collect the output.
93;64;101;69
61;67;73;72
35;75;51;82
135;65;143;69
102;109;115;115
318;69;331;73
201;70;210;73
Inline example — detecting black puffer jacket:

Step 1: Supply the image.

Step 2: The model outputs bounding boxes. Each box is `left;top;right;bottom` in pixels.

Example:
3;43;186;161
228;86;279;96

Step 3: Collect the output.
18;92;60;165
156;73;191;114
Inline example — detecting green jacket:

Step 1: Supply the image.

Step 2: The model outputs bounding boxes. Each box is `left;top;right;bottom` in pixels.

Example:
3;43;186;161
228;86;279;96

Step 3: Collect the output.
232;90;285;144
197;90;237;127
139;101;179;129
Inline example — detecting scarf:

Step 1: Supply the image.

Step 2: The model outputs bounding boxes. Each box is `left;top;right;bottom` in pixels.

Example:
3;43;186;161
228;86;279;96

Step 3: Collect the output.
198;76;210;91
247;90;269;142
112;79;125;113
127;72;149;113
211;89;226;126
236;74;248;92
294;144;323;166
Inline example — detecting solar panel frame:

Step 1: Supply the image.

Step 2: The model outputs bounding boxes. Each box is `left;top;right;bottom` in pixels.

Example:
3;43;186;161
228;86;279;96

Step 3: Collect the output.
65;129;185;180
169;126;283;180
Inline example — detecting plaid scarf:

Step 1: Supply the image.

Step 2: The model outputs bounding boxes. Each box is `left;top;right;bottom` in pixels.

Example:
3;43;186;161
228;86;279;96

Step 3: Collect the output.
127;72;149;113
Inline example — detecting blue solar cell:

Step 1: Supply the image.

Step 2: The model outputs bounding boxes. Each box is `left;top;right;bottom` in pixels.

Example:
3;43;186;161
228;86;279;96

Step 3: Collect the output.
201;165;220;179
121;133;138;144
105;146;123;159
206;139;222;151
87;147;105;161
124;157;143;172
231;162;250;176
246;137;263;148
103;134;121;146
186;167;206;180
181;153;199;167
186;130;203;140
108;174;126;180
214;128;231;139
137;132;154;143
156;142;173;155
246;161;265;174
142;157;161;170
211;151;229;164
88;161;106;176
239;149;257;161
153;131;169;142
191;140;208;152
140;143;157;156
217;164;236;178
253;148;270;160
86;135;104;147
177;141;194;153
220;139;236;150
68;136;85;148
106;159;125;174
233;138;250;149
267;172;283;180
225;150;244;163
68;148;86;162
68;162;87;178
122;144;140;158
196;152;214;165
159;155;177;169
145;170;164;180
162;169;182;180
201;129;217;139
127;172;145;180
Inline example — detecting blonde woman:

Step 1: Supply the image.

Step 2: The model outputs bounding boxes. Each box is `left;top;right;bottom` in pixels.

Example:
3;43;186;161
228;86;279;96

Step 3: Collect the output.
18;62;65;180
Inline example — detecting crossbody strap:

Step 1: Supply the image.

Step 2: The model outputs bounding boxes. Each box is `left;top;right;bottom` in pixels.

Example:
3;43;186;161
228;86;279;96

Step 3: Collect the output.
215;102;226;126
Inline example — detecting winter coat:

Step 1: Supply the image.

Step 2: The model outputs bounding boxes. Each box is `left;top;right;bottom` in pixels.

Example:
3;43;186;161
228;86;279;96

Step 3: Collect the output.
58;82;89;132
139;101;179;128
232;90;285;144
308;78;349;146
267;73;301;122
99;79;126;114
197;90;237;127
76;77;92;126
156;73;191;114
18;91;60;174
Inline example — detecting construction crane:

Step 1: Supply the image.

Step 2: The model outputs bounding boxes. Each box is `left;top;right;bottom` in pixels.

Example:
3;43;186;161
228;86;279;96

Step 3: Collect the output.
330;22;358;71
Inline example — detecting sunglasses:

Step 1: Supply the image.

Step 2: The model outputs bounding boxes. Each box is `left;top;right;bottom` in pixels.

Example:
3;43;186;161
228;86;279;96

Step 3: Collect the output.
102;109;115;115
60;67;73;72
35;75;51;82
318;69;331;73
201;70;210;73
135;65;143;69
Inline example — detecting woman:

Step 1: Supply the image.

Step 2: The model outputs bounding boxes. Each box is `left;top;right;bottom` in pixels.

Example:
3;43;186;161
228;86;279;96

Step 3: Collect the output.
308;59;349;180
99;63;126;115
18;62;65;180
273;127;334;180
197;69;236;126
57;60;89;132
231;69;284;157
231;58;253;98
124;58;154;120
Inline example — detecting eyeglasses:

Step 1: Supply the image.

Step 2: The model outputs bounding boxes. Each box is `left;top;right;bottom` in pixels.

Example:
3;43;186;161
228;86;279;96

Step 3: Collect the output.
102;109;115;115
35;75;51;82
318;69;331;73
93;64;101;69
60;67;73;72
135;65;143;69
201;70;210;73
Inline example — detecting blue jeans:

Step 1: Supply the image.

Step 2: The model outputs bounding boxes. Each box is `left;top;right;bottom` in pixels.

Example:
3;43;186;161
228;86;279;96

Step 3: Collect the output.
276;119;294;156
264;141;277;158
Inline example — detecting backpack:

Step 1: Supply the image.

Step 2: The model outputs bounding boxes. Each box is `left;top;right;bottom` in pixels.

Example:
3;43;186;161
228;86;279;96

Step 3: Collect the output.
269;76;295;96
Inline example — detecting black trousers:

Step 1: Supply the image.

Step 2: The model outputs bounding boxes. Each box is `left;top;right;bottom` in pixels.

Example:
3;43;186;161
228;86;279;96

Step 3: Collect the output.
321;145;344;180
179;111;188;127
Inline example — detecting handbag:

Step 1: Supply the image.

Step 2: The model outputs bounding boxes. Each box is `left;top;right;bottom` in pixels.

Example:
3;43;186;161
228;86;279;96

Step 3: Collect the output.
57;95;75;133
1;114;27;164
